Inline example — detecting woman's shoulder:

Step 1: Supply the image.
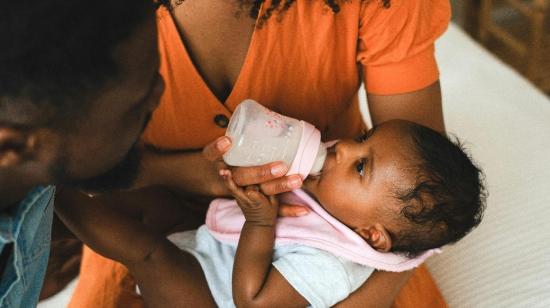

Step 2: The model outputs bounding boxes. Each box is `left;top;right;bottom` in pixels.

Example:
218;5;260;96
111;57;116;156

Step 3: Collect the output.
357;0;450;20
289;0;449;27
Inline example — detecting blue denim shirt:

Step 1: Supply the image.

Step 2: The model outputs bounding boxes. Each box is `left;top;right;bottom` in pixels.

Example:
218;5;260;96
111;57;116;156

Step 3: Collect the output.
0;186;54;307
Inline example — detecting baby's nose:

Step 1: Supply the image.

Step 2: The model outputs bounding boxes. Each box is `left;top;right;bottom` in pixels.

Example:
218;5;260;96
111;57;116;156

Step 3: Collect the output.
335;140;356;163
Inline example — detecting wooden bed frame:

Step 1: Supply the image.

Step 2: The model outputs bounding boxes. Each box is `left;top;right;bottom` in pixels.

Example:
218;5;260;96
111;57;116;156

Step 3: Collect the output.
463;0;549;91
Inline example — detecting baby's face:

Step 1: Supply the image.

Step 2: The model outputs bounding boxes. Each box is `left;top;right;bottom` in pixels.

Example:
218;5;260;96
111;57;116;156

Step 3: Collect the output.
303;120;416;230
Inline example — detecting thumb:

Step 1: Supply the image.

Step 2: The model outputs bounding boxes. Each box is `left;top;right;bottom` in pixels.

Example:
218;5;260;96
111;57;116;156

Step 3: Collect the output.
244;187;270;206
278;204;309;217
203;136;232;162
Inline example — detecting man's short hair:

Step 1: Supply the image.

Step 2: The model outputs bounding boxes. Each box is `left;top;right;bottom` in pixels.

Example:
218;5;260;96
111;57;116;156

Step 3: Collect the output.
0;0;153;125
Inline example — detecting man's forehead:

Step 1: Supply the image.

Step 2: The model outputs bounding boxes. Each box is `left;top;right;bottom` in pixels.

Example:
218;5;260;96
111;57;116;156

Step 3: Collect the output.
112;10;158;72
107;13;158;99
0;97;56;127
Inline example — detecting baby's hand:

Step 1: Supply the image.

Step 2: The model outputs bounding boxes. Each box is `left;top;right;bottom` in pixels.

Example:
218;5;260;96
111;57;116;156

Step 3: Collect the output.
220;169;279;227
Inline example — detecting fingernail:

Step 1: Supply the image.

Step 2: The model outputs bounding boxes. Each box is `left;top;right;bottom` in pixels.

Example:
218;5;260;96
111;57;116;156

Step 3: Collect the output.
287;176;302;189
296;209;309;216
245;190;258;198
271;163;288;176
216;137;231;151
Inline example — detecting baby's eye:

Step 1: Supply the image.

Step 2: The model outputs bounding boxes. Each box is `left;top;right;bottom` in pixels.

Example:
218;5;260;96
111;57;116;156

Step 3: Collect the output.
356;159;366;176
355;127;376;143
355;132;368;143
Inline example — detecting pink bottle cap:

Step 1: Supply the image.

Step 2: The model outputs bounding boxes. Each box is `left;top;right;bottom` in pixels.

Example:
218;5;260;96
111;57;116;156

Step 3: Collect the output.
287;121;321;179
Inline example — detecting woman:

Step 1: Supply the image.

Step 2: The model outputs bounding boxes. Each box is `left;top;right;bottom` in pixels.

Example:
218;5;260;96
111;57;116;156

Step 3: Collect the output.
69;0;450;306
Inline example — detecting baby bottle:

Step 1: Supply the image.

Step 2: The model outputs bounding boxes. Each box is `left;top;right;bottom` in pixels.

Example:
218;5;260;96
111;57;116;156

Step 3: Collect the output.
223;100;327;178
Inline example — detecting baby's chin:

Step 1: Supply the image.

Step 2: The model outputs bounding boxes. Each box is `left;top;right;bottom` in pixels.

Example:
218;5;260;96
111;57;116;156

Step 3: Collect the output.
300;184;322;207
301;176;319;197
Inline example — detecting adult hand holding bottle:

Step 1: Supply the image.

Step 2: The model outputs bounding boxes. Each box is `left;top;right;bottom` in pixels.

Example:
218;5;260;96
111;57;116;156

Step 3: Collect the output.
127;135;308;217
202;135;309;217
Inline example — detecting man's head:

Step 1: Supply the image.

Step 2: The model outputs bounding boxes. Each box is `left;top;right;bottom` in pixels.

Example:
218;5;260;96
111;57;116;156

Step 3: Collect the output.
304;120;486;256
0;1;162;197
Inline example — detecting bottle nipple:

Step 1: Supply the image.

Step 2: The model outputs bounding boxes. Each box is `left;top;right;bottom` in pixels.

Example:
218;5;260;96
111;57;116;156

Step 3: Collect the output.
309;143;327;176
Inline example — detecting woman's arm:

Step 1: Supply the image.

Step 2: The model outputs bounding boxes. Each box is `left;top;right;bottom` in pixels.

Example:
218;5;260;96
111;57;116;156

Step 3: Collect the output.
133;139;310;215
334;270;413;308
137;141;302;197
367;81;445;133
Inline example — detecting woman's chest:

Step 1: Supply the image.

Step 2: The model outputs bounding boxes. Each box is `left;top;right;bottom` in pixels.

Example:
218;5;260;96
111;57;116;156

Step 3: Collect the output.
171;0;257;102
169;0;362;103
146;2;365;148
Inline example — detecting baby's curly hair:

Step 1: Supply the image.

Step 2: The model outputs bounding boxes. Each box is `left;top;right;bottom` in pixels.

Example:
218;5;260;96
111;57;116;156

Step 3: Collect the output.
389;123;487;258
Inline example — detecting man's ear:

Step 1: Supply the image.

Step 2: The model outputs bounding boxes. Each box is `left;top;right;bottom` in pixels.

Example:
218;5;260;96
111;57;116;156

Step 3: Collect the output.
0;127;37;167
355;223;392;252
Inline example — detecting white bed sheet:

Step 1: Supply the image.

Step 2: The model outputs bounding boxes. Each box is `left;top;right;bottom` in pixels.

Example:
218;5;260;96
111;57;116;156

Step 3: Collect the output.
426;24;550;307
37;279;76;308
38;23;550;308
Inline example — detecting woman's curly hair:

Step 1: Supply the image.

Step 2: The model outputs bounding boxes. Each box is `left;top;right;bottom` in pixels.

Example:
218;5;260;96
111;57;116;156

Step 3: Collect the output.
157;0;391;25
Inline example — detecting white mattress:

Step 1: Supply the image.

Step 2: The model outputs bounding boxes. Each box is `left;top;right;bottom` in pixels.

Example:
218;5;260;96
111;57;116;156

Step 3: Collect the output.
38;24;550;307
426;25;550;307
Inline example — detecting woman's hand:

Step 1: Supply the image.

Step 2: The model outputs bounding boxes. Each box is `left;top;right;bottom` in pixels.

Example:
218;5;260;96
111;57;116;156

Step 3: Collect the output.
202;136;304;196
132;141;302;198
203;136;308;217
127;136;308;216
132;137;302;195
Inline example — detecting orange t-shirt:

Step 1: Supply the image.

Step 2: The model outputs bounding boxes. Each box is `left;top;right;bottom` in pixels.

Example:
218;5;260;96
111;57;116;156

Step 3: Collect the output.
71;1;450;307
142;0;449;149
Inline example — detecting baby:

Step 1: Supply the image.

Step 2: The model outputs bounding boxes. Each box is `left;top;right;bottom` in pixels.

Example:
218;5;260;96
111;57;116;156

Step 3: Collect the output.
57;119;486;307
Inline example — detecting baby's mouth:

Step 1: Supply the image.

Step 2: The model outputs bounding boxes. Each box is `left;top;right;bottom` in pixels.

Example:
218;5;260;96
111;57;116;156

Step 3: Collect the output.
326;143;337;155
323;141;338;165
308;141;338;180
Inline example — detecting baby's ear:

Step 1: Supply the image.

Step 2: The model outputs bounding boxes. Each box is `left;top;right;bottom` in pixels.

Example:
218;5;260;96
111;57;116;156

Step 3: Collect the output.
355;223;392;252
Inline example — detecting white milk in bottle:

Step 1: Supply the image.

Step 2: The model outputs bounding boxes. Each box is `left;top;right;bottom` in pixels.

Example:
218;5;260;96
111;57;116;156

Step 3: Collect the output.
223;100;327;178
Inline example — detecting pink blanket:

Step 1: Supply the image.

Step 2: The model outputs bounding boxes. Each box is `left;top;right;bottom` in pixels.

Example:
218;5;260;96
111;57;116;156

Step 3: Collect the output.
206;189;440;272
